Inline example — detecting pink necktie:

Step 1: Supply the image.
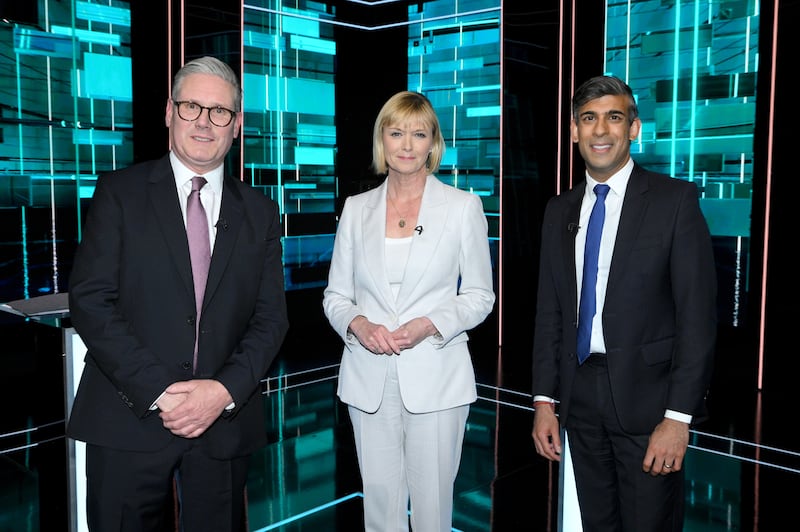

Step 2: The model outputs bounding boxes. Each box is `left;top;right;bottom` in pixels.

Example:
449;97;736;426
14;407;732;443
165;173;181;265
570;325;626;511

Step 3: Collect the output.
187;176;211;370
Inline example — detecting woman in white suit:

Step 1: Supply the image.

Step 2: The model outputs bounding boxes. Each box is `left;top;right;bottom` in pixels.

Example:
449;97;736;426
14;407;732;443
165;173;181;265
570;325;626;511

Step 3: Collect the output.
323;91;495;532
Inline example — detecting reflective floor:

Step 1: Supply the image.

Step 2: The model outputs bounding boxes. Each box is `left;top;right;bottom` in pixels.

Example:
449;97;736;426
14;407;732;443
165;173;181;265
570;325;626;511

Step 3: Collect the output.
2;320;799;531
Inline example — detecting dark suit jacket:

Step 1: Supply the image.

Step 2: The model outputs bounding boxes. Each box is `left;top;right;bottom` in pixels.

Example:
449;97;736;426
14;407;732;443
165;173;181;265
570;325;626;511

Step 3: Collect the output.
67;154;289;459
531;163;717;434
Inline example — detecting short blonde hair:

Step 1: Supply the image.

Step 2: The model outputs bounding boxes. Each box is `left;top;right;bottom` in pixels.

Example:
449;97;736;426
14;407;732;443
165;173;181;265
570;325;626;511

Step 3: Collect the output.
371;91;445;175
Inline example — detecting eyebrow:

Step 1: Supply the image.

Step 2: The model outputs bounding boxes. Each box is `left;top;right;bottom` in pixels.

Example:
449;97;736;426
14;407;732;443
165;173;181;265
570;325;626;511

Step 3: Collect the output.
579;109;626;118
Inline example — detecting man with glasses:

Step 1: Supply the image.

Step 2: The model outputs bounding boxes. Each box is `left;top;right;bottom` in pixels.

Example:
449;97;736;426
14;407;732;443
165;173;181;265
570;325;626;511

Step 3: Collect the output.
67;56;289;531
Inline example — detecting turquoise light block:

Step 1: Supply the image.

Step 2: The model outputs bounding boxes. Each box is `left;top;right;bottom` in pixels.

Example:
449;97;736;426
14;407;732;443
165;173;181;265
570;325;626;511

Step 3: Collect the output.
283;14;320;38
467;106;501;118
699;198;751;237
289;35;336;55
76;1;131;27
72;129;125;146
84;53;132;101
286;78;335;116
295;147;334;166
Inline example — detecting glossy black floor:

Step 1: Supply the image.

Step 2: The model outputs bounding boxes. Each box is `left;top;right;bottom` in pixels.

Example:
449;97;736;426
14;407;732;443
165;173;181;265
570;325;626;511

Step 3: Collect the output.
1;312;799;531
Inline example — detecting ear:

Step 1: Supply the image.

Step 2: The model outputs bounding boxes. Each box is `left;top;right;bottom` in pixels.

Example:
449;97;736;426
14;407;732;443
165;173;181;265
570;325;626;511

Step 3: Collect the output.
570;118;579;143
629;117;642;141
233;112;243;139
165;99;173;128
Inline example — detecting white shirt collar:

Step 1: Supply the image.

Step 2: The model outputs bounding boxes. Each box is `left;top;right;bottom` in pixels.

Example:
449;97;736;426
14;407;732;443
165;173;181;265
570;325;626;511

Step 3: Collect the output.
584;157;634;198
169;151;224;194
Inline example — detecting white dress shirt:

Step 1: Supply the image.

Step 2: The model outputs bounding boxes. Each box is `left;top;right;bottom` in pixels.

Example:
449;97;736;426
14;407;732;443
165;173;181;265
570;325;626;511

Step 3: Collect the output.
170;151;223;247
536;157;691;424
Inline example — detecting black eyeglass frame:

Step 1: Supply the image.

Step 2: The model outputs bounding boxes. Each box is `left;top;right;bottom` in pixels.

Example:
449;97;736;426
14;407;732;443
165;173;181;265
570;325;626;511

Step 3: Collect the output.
172;100;237;127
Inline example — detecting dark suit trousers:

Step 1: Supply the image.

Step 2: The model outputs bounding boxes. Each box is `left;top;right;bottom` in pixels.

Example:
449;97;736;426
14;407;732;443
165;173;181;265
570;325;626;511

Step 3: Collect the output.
86;439;250;532
566;355;684;532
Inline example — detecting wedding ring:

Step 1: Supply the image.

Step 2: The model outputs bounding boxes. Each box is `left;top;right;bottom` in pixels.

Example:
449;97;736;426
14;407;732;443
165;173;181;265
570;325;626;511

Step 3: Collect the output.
664;463;672;469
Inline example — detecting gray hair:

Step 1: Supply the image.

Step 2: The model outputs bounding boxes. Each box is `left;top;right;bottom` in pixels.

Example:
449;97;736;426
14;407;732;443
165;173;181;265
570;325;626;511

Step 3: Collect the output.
172;56;242;111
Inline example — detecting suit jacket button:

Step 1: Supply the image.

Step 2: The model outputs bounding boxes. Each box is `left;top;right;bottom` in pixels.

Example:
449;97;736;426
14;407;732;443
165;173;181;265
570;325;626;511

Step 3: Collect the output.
187;316;195;326
182;361;192;370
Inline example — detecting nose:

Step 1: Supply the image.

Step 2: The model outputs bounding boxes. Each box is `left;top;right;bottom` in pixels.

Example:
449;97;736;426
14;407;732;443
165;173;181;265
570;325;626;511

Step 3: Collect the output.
593;117;609;135
195;109;212;127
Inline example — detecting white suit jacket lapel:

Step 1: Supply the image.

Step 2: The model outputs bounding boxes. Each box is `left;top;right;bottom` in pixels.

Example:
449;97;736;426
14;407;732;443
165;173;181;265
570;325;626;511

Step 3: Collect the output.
395;175;447;308
362;180;396;309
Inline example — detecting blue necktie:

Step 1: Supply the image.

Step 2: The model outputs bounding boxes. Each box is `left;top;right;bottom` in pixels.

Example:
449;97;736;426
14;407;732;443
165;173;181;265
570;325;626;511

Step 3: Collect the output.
577;184;610;364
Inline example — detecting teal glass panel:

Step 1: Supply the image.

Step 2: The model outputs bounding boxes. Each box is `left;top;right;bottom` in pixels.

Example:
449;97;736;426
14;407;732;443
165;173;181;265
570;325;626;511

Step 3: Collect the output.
241;0;501;290
406;1;502;239
83;53;133;101
0;0;133;300
605;0;759;326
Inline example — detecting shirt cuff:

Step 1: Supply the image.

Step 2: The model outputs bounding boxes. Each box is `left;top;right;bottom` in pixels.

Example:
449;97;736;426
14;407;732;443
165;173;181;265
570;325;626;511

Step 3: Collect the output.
150;391;167;410
664;409;692;424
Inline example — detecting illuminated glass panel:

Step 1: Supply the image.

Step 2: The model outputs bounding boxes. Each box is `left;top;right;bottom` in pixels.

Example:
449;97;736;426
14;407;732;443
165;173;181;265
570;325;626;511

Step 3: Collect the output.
243;0;501;290
407;0;501;235
605;0;759;327
243;1;338;291
0;1;133;301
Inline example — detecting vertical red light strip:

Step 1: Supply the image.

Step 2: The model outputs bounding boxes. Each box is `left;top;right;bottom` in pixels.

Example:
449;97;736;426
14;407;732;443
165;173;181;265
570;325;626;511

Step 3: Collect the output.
180;0;185;66
757;1;778;390
239;0;245;182
491;4;505;526
564;0;578;194
555;0;566;195
167;1;173;126
498;1;504;349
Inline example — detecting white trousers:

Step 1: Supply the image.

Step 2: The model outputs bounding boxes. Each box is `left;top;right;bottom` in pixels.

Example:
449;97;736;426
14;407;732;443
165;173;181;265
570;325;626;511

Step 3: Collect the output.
348;358;470;532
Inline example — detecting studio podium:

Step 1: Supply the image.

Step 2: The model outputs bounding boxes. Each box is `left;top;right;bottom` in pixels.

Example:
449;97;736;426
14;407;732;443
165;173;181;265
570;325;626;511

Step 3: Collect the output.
1;292;88;532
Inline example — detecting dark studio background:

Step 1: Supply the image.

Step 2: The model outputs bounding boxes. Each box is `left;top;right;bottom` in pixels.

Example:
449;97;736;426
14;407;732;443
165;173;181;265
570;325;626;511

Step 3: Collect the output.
2;0;798;530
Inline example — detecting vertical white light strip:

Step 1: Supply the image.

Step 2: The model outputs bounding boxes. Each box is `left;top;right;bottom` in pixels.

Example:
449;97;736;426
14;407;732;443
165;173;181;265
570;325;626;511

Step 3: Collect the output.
669;2;680;178
44;0;60;293
624;0;631;81
687;0;700;184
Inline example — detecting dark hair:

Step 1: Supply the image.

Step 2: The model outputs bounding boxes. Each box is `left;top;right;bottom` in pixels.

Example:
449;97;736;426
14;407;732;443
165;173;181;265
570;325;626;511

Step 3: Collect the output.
572;75;638;123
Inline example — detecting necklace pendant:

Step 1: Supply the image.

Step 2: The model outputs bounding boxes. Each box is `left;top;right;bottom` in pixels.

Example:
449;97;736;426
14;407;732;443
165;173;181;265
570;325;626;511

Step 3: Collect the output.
398;219;406;228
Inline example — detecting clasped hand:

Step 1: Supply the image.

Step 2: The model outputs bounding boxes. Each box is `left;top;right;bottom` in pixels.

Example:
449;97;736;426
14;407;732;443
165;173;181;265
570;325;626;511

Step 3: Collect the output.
157;379;233;439
350;316;436;355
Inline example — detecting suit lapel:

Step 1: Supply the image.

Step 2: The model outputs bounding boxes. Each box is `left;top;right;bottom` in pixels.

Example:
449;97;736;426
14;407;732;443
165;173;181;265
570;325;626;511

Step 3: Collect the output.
395;175;445;308
362;180;395;308
563;187;583;315
203;176;244;312
147;156;195;302
607;165;649;295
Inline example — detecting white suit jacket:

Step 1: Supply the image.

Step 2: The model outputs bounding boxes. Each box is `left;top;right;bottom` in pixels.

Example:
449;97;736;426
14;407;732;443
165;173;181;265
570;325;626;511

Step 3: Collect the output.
323;175;496;414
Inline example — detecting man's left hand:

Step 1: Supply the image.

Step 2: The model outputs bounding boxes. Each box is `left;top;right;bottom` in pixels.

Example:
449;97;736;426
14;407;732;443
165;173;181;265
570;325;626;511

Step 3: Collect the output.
642;418;689;476
159;379;233;438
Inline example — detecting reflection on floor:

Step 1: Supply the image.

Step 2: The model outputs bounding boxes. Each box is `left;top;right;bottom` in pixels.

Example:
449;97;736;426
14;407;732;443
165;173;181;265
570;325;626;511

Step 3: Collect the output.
3;362;800;531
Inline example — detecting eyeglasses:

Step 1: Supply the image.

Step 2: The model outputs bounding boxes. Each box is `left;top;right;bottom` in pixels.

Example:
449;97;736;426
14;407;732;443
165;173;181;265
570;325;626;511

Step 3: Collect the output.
173;100;237;127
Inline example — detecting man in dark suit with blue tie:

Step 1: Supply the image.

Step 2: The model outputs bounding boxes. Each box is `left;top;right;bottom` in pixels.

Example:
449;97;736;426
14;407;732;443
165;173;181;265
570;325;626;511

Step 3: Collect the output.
67;56;289;531
531;75;717;531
